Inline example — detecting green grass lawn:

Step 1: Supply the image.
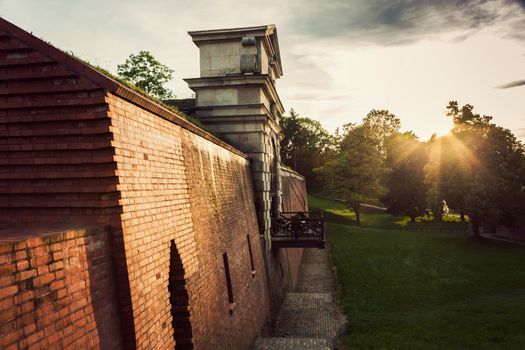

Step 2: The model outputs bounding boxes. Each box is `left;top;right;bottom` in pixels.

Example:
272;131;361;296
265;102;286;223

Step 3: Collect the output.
309;195;525;349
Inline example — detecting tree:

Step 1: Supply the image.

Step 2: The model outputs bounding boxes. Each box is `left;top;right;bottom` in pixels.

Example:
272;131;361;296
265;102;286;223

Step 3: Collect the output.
424;134;470;222
476;125;525;231
362;109;401;156
117;51;175;99
439;136;470;221
383;132;428;223
316;123;385;225
280;109;335;191
427;101;525;238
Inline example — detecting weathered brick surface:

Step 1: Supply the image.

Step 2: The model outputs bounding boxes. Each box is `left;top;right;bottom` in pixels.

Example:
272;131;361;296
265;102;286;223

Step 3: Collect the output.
107;94;271;349
0;30;120;228
0;228;122;350
0;18;308;350
281;167;308;213
281;167;307;289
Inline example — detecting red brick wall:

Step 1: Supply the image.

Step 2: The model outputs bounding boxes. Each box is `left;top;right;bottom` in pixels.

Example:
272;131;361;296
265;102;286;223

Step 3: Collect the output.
0;30;121;228
281;167;308;213
0;227;122;350
107;93;270;350
0;24;308;350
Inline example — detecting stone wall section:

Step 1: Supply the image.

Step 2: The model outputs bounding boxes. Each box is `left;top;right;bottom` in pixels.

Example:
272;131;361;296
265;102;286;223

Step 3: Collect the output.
0;228;122;350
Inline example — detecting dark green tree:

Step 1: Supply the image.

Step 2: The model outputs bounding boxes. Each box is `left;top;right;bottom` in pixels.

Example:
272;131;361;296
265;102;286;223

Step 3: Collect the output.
117;51;175;99
383;132;429;223
280;109;335;191
440;136;470;221
316;123;385;225
423;135;444;221
433;101;525;238
362;109;401;156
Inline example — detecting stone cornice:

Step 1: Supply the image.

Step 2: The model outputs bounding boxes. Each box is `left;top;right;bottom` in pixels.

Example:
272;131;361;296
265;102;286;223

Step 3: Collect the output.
190;103;282;135
184;74;285;116
188;25;282;78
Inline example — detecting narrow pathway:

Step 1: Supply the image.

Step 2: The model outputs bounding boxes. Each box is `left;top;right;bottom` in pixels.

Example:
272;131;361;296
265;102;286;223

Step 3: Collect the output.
253;248;341;350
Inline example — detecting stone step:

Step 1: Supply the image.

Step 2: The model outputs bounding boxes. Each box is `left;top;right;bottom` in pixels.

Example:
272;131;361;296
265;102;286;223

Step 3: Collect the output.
274;293;337;339
294;248;334;293
253;337;332;350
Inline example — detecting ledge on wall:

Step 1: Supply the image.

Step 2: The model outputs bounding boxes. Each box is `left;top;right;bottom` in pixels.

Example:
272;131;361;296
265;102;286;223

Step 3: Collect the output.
0;226;111;245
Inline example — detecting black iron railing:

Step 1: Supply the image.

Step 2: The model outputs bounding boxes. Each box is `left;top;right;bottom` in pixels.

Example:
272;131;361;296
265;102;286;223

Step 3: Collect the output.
271;211;325;248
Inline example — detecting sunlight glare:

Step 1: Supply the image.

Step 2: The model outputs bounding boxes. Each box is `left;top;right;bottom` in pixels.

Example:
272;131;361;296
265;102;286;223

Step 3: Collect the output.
431;116;454;137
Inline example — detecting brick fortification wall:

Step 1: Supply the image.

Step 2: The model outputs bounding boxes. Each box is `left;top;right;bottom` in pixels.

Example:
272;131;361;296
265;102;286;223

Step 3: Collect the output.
0;228;122;350
0;29;121;227
0;30;126;349
0;20;303;350
281;167;308;213
104;93;270;349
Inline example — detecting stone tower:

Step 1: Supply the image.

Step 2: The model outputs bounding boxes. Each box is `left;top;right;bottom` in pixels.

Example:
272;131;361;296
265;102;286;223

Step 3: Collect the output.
184;25;284;250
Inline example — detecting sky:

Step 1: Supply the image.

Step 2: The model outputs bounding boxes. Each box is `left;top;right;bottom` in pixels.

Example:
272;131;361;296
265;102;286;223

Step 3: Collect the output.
1;0;524;141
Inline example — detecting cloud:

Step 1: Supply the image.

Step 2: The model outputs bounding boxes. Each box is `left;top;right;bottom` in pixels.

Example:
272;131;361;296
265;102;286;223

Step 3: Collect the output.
288;0;525;45
497;80;525;88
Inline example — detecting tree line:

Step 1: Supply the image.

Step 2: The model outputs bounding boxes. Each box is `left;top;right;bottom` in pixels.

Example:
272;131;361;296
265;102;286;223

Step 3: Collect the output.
112;51;525;238
280;102;525;238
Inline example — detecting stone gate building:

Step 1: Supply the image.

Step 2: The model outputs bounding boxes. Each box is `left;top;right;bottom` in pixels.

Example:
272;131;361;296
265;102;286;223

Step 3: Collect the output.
0;17;313;350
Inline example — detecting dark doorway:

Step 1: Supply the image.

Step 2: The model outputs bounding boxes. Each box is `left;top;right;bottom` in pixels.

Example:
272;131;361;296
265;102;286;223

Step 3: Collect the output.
169;240;194;350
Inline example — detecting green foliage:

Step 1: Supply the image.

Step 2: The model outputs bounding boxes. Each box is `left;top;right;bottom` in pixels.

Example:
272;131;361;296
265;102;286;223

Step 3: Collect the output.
280;109;336;191
315;110;400;224
425;101;525;236
362;109;401;155
383;132;429;222
287;101;524;236
316;122;388;225
446;101;493;128
117;51;175;100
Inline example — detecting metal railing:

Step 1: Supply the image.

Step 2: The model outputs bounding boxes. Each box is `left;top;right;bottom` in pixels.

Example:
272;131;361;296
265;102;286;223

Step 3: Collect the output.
271;211;325;247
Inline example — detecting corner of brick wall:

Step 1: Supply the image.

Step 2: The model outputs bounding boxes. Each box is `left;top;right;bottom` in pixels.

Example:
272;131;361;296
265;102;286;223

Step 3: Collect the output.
0;227;123;350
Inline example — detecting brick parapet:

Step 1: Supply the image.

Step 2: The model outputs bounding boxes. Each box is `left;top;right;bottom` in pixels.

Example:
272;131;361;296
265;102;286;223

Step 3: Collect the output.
0;30;121;228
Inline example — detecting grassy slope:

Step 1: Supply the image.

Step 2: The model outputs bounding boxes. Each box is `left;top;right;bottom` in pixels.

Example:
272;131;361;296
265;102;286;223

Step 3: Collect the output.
309;195;525;349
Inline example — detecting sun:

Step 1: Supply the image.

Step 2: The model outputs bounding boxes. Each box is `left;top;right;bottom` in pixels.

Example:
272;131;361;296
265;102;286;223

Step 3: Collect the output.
432;117;454;137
